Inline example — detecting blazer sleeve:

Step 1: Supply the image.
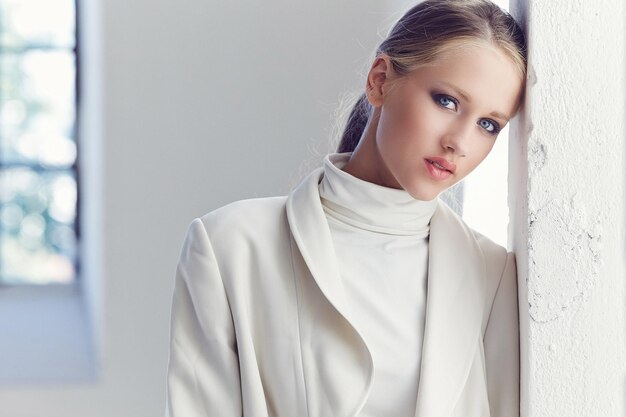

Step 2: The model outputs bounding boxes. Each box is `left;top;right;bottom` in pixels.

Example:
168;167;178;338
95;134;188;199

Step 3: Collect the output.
483;251;520;417
165;218;242;417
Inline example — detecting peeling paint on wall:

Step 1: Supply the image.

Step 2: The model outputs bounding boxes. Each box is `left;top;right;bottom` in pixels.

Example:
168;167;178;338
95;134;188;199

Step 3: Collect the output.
527;196;602;323
528;142;546;174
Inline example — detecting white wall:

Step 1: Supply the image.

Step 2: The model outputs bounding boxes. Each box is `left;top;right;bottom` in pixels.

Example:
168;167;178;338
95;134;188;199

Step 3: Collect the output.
508;0;626;416
0;1;428;415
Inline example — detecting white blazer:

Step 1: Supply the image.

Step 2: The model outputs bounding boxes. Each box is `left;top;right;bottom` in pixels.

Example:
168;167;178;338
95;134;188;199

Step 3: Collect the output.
166;164;520;417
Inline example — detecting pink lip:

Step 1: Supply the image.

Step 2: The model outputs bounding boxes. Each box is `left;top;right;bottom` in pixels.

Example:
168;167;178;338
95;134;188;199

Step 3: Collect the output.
424;158;453;181
425;156;456;173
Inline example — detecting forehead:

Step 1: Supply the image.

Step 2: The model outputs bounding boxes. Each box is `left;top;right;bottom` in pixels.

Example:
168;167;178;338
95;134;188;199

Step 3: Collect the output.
406;44;524;119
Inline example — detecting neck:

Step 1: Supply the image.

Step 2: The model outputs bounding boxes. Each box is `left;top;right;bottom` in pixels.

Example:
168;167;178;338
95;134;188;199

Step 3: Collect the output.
341;108;402;190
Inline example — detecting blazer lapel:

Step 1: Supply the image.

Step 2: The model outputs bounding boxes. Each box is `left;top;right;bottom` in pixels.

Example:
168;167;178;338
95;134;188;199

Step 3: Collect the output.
414;199;486;417
286;166;373;417
286;166;486;417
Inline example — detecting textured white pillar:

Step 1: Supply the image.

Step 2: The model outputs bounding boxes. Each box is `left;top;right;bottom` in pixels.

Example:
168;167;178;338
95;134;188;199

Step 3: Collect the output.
508;1;626;416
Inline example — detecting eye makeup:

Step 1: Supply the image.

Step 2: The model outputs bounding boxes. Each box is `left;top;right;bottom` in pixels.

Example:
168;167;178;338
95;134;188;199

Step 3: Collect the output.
431;92;502;136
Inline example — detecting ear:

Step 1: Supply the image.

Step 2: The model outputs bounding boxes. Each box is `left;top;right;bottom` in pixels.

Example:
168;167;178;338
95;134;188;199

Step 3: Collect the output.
366;54;393;108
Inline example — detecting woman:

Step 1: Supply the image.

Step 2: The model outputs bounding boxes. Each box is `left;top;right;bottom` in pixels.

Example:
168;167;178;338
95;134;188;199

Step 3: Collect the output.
165;0;526;416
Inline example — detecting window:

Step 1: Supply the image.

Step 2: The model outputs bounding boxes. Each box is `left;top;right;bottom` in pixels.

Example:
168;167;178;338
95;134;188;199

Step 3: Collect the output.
0;0;79;284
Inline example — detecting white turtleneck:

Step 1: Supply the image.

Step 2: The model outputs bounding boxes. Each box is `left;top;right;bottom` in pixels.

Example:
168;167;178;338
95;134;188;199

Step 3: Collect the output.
318;152;438;417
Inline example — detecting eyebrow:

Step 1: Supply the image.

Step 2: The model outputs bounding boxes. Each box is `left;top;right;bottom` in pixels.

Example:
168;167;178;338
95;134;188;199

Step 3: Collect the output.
440;81;511;122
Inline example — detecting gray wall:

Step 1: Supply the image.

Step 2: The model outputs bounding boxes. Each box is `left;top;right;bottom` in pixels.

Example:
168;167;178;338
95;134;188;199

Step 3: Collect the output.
0;1;421;415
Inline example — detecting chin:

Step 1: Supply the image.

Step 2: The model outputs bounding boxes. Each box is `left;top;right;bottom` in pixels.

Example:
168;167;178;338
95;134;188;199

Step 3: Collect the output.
404;183;439;202
397;172;446;201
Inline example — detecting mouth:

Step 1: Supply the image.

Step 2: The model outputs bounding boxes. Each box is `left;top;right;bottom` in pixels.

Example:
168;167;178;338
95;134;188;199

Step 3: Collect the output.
425;159;453;173
424;158;454;181
425;157;456;174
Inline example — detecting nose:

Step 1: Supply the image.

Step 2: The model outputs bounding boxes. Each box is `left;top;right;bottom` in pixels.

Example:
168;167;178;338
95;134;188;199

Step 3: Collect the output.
440;121;472;157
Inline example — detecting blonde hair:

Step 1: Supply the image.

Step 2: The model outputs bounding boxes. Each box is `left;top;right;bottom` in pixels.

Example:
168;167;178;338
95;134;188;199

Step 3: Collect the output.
336;0;527;153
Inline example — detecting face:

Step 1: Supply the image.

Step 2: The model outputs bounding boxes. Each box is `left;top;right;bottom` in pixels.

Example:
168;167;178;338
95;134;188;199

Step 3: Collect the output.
350;43;524;201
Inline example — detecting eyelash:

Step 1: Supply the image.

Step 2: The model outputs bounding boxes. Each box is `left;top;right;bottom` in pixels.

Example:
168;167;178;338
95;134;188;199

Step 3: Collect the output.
432;93;502;135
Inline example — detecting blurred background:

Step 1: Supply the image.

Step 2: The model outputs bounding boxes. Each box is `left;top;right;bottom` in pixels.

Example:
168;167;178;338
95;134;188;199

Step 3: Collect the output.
0;0;511;415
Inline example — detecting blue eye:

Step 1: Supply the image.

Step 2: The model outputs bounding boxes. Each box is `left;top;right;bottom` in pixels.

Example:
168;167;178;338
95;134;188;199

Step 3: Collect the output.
479;119;501;135
432;93;502;136
433;94;457;110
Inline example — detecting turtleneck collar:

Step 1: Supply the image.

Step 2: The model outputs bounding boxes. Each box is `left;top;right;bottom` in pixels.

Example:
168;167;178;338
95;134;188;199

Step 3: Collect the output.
318;152;438;237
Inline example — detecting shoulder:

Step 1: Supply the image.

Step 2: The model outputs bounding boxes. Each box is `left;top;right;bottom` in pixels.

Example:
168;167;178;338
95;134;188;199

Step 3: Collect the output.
194;195;289;246
437;199;514;301
454;214;517;324
199;195;286;224
470;227;511;276
438;204;518;331
469;226;515;307
439;198;511;273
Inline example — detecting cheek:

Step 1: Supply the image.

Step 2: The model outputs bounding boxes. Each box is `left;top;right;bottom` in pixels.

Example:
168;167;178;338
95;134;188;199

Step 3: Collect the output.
393;97;427;131
378;101;431;147
465;144;494;173
479;141;497;160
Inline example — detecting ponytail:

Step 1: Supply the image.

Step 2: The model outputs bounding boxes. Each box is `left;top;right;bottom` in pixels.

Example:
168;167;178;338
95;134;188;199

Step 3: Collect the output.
336;93;372;153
